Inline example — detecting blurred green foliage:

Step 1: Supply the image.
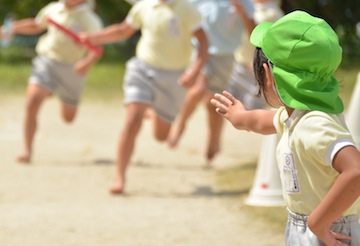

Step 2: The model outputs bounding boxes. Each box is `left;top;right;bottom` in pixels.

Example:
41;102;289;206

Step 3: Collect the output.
0;0;136;65
282;0;360;67
0;0;359;66
0;0;359;94
0;0;131;25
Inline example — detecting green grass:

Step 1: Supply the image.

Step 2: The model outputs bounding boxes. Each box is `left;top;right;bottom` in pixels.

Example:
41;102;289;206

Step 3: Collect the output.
0;49;127;100
84;63;125;100
0;43;134;99
1;46;359;106
0;62;127;102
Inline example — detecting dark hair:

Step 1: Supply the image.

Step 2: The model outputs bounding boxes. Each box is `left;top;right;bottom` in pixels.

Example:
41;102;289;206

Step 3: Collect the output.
253;47;268;97
253;48;274;106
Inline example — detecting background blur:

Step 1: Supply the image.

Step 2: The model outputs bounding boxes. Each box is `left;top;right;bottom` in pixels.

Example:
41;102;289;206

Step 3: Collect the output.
0;0;359;64
0;0;359;102
0;2;359;244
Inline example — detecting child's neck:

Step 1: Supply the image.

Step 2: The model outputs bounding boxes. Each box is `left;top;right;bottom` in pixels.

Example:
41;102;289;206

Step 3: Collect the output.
285;106;295;117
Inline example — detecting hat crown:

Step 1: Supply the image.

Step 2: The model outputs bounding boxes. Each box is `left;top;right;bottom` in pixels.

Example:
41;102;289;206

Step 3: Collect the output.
250;11;344;114
263;11;342;76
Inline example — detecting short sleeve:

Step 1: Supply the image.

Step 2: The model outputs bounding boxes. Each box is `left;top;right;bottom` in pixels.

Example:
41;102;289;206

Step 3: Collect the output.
297;112;354;167
125;1;144;29
183;1;202;32
35;2;60;28
81;13;103;33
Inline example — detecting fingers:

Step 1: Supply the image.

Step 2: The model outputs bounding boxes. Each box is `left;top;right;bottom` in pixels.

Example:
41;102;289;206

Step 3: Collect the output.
213;92;233;106
331;231;352;241
210;94;229;116
210;98;226;114
210;91;241;117
222;90;238;104
327;231;351;245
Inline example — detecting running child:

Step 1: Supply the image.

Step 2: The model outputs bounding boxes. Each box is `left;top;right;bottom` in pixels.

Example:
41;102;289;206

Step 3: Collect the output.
0;0;103;163
167;0;254;164
82;0;208;194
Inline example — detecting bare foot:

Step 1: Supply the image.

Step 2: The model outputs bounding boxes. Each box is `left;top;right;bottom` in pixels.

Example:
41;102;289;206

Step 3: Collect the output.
16;153;31;164
109;179;125;195
205;143;220;162
167;124;185;149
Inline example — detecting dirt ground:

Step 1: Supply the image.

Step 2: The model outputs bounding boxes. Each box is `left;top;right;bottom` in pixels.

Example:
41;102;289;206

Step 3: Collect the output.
0;94;285;246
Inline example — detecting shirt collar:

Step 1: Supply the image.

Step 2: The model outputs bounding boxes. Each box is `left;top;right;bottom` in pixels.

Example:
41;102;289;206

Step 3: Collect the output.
284;109;309;129
57;1;91;12
151;0;177;7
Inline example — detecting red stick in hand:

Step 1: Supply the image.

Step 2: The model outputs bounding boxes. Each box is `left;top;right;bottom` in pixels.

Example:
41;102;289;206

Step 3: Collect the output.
47;18;103;57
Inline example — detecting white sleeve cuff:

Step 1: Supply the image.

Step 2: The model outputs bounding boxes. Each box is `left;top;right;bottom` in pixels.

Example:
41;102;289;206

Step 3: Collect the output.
326;138;355;166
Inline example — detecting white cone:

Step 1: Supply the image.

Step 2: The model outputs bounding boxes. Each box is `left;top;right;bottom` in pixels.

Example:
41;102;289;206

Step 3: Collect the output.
346;72;360;149
245;134;285;206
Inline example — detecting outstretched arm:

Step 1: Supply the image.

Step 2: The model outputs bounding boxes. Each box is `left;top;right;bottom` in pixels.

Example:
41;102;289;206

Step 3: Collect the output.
83;21;137;45
12;18;46;35
1;18;46;38
211;91;276;134
178;27;208;88
230;0;256;36
74;50;100;76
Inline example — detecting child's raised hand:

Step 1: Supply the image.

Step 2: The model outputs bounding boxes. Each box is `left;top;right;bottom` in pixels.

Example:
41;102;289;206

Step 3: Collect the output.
211;91;245;115
211;91;248;129
78;32;90;44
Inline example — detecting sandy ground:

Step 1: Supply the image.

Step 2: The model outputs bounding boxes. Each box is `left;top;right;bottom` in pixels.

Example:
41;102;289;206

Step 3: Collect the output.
0;94;285;246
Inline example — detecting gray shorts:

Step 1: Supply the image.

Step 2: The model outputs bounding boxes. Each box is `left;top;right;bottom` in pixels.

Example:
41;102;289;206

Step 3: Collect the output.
123;57;186;123
202;54;234;94
29;56;85;106
285;209;360;246
227;61;266;110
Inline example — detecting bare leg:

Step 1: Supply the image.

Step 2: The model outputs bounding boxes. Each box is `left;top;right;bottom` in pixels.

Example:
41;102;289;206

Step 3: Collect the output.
152;112;172;142
167;73;207;148
110;103;172;194
109;102;148;194
204;92;224;163
17;84;51;163
61;102;77;123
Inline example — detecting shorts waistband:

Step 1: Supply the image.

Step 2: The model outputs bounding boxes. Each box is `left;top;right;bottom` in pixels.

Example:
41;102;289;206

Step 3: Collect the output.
287;208;359;224
287;208;308;222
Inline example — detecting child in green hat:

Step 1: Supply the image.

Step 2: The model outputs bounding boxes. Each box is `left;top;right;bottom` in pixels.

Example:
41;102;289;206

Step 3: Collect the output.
211;10;360;245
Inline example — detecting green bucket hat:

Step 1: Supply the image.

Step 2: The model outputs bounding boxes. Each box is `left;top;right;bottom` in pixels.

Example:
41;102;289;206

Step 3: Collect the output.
250;10;344;114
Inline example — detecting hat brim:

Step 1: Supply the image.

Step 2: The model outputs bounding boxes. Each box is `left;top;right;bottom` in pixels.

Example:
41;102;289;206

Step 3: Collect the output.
250;22;273;48
272;66;344;114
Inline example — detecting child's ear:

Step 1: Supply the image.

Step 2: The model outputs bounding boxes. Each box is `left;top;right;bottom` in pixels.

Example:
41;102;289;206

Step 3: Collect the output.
263;62;274;89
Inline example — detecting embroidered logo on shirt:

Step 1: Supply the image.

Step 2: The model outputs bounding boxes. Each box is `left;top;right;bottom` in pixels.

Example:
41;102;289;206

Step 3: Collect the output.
283;153;300;193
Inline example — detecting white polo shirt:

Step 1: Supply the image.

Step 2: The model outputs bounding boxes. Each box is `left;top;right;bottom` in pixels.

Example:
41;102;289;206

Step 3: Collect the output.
126;0;202;70
35;1;102;64
274;107;360;216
